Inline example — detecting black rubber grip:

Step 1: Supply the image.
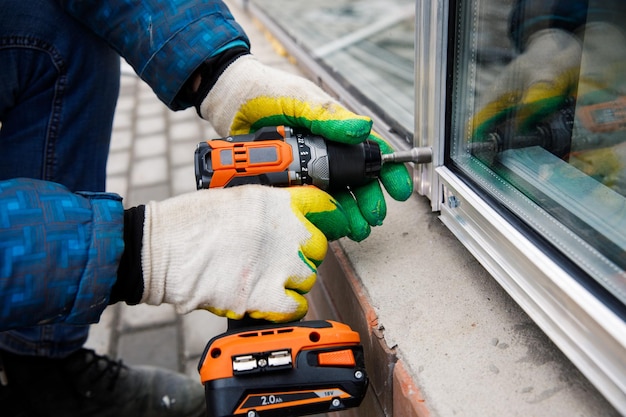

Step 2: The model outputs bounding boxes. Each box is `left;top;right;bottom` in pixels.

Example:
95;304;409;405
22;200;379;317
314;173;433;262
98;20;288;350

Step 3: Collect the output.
326;140;382;190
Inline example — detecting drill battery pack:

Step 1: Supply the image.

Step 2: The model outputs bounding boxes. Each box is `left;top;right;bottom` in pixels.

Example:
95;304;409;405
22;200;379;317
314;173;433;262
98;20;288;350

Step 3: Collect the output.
198;320;369;417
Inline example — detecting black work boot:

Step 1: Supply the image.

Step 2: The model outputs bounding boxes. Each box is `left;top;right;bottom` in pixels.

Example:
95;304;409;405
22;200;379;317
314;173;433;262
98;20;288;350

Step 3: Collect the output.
0;349;205;417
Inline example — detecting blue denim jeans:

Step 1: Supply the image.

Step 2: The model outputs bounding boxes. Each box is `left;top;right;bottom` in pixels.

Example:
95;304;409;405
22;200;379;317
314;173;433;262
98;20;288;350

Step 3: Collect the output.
0;0;120;357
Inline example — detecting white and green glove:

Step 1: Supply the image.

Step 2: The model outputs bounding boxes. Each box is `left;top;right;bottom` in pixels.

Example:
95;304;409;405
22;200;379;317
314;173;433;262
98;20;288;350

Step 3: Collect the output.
470;23;626;195
471;28;582;140
116;185;350;322
198;54;413;241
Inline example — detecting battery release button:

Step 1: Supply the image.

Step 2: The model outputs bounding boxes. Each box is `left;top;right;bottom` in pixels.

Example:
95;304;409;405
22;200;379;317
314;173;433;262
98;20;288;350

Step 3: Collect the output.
318;349;356;367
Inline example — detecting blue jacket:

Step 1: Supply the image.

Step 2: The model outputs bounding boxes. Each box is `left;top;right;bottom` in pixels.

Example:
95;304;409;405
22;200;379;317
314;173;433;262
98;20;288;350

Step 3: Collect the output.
60;0;250;110
1;1;249;331
0;179;124;330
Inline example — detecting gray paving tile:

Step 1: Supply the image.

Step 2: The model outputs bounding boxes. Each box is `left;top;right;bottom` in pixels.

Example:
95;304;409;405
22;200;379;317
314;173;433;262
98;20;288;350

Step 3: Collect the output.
106;151;131;175
136;115;166;136
181;311;227;358
131;157;168;186
137;101;166;117
169;141;198;166
112;112;133;130
134;134;167;158
109;129;133;151
84;304;118;355
169;108;197;123
127;184;171;207
119;304;177;331
118;325;180;371
105;175;128;199
171;166;196;196
169;120;202;142
185;358;201;380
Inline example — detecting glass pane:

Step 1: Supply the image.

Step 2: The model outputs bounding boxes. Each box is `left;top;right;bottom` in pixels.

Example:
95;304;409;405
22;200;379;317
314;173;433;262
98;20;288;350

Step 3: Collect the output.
249;0;415;137
449;0;626;306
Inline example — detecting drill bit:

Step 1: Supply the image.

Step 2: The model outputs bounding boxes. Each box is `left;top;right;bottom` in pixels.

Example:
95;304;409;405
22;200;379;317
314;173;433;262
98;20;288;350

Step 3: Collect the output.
382;147;432;164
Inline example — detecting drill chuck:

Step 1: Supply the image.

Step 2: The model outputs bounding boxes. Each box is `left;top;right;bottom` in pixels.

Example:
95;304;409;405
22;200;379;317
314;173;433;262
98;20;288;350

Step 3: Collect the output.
324;138;382;189
470;98;577;159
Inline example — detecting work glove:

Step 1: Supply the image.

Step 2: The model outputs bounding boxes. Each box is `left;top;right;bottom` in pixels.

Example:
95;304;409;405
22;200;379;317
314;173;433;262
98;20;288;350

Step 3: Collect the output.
198;54;413;241
470;28;582;141
115;185;351;323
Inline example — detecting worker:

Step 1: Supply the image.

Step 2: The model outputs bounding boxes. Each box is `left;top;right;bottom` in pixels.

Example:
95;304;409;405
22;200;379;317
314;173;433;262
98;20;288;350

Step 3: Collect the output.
0;0;413;416
471;0;626;195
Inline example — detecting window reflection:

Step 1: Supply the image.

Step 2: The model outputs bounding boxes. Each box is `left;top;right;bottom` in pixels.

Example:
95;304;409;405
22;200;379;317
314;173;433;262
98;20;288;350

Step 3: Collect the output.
452;0;626;305
250;0;415;137
468;0;626;195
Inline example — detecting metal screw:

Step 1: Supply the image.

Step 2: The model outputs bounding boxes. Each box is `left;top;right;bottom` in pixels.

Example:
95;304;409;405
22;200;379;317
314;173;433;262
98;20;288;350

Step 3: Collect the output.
247;411;256;417
331;398;341;407
354;370;364;379
258;358;267;368
448;195;460;208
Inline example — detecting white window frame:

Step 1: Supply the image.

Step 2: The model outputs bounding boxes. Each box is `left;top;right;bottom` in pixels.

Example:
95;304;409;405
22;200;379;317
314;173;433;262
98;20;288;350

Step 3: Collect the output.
414;0;626;412
244;0;626;411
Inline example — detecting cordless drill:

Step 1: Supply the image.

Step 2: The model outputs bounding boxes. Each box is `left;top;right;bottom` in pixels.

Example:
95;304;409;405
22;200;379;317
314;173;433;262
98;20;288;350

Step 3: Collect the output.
469;96;626;160
195;126;406;417
195;125;431;417
194;125;430;192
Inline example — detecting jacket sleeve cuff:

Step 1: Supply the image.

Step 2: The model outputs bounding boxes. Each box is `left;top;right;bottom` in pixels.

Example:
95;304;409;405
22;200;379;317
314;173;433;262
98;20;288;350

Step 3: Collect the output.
66;192;126;324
